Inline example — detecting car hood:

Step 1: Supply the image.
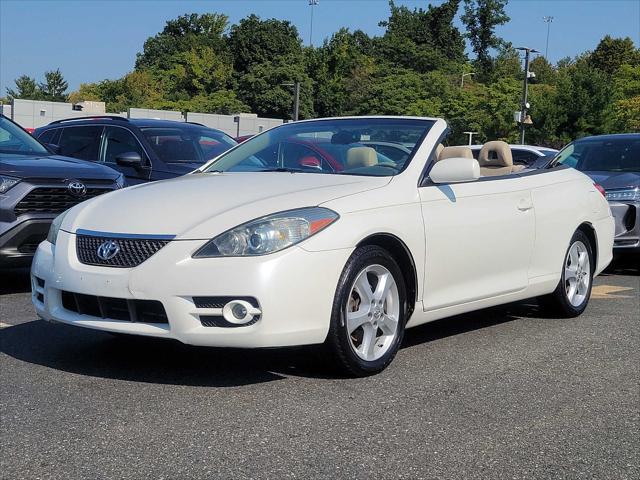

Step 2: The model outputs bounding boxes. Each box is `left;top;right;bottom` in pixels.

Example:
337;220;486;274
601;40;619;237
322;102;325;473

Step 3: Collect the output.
0;153;120;179
582;170;640;191
64;172;391;239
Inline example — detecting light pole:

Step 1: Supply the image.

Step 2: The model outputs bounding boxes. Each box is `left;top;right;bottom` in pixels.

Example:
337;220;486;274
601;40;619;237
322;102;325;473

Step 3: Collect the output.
543;16;554;59
461;72;475;88
281;82;301;121
309;0;319;47
463;131;478;146
515;47;539;144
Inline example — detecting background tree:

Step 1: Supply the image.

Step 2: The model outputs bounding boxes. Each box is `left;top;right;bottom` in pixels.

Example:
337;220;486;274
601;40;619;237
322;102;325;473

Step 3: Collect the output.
461;0;510;79
588;35;640;75
38;69;69;101
6;75;41;100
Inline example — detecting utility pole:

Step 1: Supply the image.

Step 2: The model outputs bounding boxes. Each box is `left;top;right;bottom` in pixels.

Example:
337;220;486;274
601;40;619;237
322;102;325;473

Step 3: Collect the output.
516;47;539;144
543;16;554;59
281;82;301;121
309;0;319;47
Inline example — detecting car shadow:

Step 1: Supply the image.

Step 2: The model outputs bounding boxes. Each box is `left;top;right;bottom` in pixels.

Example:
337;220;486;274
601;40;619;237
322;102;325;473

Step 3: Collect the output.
1;299;546;386
0;268;31;294
601;254;639;277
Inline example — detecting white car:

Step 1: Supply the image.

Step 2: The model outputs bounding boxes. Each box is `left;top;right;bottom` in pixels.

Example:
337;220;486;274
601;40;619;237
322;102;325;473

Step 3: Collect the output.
31;117;614;376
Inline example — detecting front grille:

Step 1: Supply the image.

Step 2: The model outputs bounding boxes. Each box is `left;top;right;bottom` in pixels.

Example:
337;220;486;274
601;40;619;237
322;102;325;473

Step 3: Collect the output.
14;187;111;216
61;291;168;323
76;235;170;268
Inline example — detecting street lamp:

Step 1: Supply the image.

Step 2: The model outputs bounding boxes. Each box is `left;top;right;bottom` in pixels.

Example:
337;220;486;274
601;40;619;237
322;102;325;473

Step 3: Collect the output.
543;16;554;59
281;82;301;121
463;131;478;146
309;0;319;47
461;72;475;88
515;47;539;144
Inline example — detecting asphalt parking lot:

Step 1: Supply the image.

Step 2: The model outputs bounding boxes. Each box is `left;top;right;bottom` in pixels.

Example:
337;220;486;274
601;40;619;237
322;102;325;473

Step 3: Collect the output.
1;260;638;480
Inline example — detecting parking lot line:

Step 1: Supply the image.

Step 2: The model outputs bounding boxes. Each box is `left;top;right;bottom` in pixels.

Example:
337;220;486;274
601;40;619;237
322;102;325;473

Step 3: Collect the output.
591;284;635;299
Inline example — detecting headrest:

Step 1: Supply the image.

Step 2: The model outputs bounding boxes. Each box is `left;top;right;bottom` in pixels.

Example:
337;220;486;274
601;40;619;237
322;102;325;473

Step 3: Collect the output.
346;147;377;169
438;146;473;161
331;131;360;144
435;143;445;158
478;141;513;167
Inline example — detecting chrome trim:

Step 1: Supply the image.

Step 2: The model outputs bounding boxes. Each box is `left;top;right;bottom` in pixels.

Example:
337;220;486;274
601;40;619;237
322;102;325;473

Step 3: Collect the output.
72;229;175;240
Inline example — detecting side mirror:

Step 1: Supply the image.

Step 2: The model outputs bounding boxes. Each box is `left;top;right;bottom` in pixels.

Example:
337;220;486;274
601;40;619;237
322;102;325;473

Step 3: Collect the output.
46;143;61;155
429;157;480;184
116;151;143;169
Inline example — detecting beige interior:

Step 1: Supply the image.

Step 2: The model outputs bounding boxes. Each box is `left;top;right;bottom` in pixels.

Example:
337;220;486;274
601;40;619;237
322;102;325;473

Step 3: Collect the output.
435;143;445;159
438;146;473;161
477;141;525;177
346;146;378;169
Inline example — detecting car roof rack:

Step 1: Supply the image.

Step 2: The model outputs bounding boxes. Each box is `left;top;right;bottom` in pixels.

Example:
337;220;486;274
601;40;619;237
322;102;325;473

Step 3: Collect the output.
48;115;130;125
185;121;206;127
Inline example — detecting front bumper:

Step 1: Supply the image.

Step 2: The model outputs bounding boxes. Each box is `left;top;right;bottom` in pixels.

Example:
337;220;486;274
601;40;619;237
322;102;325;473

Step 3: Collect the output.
0;217;53;267
609;201;640;251
31;231;352;348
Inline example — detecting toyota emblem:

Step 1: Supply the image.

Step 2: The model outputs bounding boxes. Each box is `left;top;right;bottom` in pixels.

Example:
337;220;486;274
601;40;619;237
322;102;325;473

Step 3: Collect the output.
67;180;87;197
97;240;120;261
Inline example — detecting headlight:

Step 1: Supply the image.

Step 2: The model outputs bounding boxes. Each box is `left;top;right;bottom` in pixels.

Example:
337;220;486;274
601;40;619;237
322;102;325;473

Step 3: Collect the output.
115;173;126;189
193;207;339;257
0;175;20;194
605;187;640;202
47;209;70;245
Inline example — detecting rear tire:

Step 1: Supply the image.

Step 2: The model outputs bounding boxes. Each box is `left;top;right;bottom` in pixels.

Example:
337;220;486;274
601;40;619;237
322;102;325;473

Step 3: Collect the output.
325;245;407;377
538;230;594;317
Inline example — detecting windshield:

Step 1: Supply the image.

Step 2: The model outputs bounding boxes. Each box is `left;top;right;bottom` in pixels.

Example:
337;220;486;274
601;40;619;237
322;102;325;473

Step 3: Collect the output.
0;116;49;155
141;127;236;164
203;118;435;176
555;137;640;172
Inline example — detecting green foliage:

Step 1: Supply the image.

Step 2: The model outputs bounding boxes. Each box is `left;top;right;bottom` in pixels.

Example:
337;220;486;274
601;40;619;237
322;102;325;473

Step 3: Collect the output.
461;0;510;79
13;7;629;146
6;75;40;100
228;15;303;74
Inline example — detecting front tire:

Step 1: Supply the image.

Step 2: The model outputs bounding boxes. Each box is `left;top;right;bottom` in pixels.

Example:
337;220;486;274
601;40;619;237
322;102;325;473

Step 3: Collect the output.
325;246;407;376
539;230;594;317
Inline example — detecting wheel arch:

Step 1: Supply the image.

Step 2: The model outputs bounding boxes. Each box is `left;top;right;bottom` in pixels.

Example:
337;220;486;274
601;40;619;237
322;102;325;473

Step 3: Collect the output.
577;222;598;269
356;233;418;320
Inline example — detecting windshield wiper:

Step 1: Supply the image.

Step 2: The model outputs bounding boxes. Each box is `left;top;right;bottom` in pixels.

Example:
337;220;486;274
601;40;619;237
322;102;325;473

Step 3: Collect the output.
259;167;306;173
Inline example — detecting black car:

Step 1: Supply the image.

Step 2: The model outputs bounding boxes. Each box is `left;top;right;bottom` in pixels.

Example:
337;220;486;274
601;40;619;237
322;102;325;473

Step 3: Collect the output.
34;116;237;185
551;133;639;253
0;115;124;267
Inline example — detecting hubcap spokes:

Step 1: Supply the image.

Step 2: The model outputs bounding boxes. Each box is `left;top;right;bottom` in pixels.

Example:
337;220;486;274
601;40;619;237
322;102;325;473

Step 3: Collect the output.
564;241;590;307
346;265;400;361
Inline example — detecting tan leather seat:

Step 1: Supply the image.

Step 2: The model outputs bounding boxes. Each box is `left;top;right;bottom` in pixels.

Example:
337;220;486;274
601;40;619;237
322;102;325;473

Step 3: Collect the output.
435;143;445;159
438;146;473;161
346;146;377;169
478;141;525;176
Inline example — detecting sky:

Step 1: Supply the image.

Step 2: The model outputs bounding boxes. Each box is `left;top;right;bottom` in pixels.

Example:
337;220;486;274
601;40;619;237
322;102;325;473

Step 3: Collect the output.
1;0;639;95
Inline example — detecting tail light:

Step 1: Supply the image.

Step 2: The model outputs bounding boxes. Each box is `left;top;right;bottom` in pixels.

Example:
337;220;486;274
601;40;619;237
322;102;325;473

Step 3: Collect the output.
594;183;606;197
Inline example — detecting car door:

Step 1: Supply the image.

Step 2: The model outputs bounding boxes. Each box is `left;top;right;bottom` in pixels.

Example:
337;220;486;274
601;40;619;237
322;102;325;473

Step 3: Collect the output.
418;175;535;310
100;126;151;184
57;125;103;161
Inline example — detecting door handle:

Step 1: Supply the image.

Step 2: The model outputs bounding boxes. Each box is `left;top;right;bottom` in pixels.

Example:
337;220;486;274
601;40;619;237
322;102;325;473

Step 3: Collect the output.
517;198;533;211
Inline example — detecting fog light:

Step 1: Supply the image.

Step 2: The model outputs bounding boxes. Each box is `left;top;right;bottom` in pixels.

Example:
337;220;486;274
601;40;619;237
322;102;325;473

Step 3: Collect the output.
232;303;247;319
222;299;260;325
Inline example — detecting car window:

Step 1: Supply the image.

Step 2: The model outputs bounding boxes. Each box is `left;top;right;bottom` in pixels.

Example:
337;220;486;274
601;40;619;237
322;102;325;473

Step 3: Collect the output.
102;127;144;164
37;129;56;144
141;127;236;164
0;116;49;155
511;149;539;165
58;126;103;161
556;138;640;172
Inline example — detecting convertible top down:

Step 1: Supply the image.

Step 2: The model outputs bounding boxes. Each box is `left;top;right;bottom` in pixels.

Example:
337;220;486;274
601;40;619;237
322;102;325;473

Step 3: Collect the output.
31;116;614;376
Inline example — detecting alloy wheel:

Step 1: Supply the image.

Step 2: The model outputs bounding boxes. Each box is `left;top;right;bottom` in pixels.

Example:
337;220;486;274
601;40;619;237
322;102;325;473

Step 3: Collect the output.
564;240;591;307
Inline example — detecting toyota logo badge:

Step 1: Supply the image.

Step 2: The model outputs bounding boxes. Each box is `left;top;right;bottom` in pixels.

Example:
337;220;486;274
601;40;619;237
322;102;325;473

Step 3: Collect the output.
67;180;87;197
97;240;120;261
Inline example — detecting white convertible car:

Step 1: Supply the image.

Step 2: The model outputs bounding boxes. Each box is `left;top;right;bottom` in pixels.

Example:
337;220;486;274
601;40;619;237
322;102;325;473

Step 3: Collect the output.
31;117;615;376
